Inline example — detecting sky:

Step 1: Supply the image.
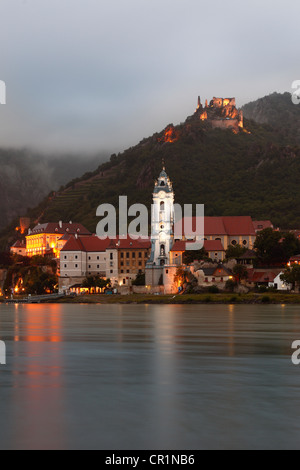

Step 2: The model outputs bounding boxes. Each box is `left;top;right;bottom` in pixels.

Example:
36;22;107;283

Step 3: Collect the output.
0;0;298;154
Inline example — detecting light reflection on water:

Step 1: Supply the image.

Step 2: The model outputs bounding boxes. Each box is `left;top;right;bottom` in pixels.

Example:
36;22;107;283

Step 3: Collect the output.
0;303;300;449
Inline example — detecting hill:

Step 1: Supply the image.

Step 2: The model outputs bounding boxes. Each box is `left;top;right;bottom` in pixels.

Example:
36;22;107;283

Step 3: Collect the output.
242;92;300;145
0;149;107;231
1;92;300;250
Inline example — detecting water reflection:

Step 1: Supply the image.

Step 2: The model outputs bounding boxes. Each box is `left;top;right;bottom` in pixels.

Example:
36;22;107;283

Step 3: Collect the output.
0;303;300;449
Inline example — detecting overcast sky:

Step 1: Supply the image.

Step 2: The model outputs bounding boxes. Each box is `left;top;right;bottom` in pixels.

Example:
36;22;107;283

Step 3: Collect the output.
0;0;297;153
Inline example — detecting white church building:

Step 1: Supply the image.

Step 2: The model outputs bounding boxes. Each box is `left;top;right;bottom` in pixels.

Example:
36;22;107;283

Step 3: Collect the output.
145;167;179;294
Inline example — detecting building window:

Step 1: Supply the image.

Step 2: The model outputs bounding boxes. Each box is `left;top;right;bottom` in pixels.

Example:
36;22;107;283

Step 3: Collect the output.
75;255;78;260
126;261;130;266
64;264;67;268
110;270;113;274
121;261;124;267
160;201;165;210
139;261;142;266
88;256;91;260
97;265;100;269
139;252;142;258
75;264;78;268
132;252;135;258
231;240;237;246
121;270;124;273
64;256;67;260
166;269;169;274
110;253;113;260
121;252;124;259
126;252;130;259
123;279;126;285
243;240;248;245
127;270;129;273
97;256;100;260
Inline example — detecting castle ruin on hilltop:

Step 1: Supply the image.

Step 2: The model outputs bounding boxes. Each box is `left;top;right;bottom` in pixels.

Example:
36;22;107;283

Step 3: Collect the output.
190;96;244;132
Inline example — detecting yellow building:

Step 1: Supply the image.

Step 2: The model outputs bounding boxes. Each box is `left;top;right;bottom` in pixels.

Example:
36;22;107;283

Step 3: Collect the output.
26;222;91;258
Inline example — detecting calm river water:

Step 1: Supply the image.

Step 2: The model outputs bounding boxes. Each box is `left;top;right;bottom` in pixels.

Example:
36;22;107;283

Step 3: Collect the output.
0;303;300;449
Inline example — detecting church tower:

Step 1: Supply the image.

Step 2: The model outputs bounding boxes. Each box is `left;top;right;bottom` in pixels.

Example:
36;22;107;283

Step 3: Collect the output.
149;165;174;267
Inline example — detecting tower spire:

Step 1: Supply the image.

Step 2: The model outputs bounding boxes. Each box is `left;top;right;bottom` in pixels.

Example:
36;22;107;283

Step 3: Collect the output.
162;158;165;171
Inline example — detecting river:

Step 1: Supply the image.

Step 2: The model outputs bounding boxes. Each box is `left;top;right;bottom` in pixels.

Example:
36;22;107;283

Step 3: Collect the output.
0;303;300;449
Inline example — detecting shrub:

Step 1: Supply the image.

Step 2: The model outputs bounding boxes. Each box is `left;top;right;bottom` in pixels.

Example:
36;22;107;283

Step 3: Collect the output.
225;279;237;292
208;285;219;293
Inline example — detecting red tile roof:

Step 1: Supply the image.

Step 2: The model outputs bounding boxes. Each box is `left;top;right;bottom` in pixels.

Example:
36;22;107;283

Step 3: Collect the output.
170;239;224;252
30;222;91;236
61;235;151;253
253;220;274;232
247;269;281;283
12;240;26;248
174;216;256;238
203;240;225;252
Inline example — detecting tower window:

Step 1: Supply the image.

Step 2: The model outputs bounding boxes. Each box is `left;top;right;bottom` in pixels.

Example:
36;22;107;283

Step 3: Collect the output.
160;201;165;210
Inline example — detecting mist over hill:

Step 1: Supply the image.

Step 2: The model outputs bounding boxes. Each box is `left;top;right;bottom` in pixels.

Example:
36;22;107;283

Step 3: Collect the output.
0;149;108;231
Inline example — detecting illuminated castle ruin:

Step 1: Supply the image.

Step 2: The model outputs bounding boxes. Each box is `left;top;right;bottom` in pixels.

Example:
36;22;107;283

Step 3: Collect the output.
192;96;244;132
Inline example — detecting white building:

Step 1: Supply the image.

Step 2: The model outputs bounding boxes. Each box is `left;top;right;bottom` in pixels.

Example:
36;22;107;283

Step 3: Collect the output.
59;235;111;292
146;167;178;292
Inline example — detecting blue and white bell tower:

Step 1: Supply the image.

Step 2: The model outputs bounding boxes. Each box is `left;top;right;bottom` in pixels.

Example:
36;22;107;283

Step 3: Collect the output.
146;165;175;288
151;166;174;266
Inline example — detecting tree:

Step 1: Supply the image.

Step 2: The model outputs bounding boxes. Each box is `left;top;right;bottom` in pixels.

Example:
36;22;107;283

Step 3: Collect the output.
280;265;300;290
254;228;283;265
183;247;208;265
233;264;248;284
255;229;300;265
225;279;237;292
280;232;300;260
82;276;110;293
132;273;145;286
0;252;13;268
225;244;247;260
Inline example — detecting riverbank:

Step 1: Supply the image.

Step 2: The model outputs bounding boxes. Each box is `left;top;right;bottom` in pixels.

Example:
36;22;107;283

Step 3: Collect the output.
50;292;300;304
2;292;300;305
